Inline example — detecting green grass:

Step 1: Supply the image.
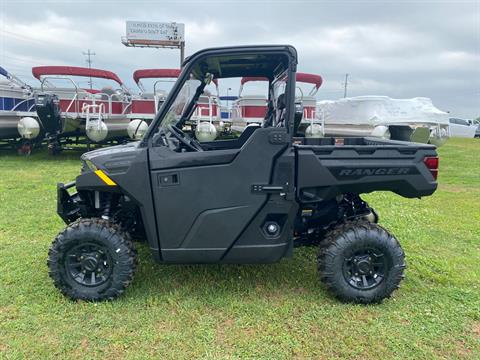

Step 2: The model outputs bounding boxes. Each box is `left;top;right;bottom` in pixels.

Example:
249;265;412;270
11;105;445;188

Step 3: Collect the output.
0;138;479;359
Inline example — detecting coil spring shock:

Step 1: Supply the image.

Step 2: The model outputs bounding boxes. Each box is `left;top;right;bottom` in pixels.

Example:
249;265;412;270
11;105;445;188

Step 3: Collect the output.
99;193;119;220
342;194;370;219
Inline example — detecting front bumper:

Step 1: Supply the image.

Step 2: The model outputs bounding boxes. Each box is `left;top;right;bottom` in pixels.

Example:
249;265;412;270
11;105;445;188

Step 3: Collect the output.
57;181;81;224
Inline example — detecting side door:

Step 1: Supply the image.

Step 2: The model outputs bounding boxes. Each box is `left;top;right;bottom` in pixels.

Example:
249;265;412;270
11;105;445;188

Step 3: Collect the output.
148;127;291;263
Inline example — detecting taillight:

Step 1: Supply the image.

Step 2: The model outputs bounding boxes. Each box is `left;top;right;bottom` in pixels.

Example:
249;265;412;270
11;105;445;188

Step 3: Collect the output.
424;156;439;180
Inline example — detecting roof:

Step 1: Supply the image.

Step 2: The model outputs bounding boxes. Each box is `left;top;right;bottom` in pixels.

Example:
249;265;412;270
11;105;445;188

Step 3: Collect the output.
133;68;218;86
32;66;123;85
241;73;322;88
296;72;323;88
133;69;181;83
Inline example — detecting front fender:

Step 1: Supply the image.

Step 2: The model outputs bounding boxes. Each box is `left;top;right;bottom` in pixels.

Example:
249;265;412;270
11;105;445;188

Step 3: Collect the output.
76;170;122;193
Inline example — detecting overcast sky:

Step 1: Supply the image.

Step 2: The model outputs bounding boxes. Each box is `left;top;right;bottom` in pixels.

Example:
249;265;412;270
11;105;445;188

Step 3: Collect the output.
1;0;479;118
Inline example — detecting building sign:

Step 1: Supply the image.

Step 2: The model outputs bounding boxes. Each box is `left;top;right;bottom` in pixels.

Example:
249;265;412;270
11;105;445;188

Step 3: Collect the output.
126;21;184;44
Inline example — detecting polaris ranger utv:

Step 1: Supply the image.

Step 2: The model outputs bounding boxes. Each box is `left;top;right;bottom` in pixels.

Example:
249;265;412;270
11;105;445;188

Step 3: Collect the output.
48;45;439;303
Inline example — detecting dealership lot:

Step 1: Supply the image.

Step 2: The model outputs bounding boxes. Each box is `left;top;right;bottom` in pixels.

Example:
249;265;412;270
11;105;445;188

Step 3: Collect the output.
0;138;479;358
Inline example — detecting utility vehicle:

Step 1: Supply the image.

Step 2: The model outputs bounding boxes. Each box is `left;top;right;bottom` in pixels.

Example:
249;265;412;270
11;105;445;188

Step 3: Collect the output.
48;45;439;303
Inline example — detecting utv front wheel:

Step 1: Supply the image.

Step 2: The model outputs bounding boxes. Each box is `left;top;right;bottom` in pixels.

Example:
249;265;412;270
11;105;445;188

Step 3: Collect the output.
48;218;137;301
318;222;405;304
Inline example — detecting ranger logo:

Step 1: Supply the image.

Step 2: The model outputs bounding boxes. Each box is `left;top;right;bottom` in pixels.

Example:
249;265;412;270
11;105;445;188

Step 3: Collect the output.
332;167;418;180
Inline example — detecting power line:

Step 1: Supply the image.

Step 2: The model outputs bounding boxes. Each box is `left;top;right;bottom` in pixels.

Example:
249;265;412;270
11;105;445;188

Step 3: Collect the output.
0;29;47;46
2;53;44;65
343;73;349;98
82;49;96;89
1;29;83;50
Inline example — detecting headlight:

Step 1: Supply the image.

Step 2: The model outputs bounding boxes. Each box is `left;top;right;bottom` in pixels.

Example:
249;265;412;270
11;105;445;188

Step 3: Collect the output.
84;159;97;172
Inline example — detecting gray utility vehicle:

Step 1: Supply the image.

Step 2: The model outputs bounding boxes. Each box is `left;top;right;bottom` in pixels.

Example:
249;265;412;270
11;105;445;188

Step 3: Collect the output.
48;45;439;303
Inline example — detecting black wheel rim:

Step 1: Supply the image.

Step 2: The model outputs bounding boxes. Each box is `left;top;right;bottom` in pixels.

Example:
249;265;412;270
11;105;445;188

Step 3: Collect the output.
65;242;113;287
342;248;387;290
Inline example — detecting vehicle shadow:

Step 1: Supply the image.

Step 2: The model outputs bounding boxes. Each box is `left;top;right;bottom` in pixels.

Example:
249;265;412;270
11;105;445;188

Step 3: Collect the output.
127;243;330;303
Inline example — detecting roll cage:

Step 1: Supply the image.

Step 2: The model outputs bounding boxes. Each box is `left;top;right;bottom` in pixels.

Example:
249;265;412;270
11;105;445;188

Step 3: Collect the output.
141;45;298;146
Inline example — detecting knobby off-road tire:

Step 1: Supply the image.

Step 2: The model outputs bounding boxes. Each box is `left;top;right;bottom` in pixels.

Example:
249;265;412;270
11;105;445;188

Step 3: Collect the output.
317;221;405;304
48;218;137;301
113;207;146;242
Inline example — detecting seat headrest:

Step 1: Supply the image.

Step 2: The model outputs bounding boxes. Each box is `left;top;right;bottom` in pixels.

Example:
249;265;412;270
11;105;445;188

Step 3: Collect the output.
277;93;286;110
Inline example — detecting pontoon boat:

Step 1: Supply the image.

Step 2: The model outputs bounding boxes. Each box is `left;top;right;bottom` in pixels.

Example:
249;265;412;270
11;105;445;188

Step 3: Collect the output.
0;66;41;153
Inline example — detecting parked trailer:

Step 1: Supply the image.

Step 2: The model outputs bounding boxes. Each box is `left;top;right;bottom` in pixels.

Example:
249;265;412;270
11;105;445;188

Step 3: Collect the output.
32;66;133;153
0;66;41;154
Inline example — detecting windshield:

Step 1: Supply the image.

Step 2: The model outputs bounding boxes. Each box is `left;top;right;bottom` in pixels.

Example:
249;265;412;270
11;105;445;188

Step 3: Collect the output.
159;77;202;129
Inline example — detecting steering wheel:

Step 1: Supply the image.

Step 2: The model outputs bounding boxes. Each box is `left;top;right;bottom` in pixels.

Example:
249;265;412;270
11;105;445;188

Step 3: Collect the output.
167;125;204;152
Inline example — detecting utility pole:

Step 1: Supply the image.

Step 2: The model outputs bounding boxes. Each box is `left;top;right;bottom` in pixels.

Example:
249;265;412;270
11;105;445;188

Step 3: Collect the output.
343;73;349;98
82;49;96;89
180;41;185;67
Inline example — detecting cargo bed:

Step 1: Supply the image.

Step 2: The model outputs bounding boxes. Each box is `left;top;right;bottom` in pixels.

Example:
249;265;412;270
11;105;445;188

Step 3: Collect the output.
294;137;438;202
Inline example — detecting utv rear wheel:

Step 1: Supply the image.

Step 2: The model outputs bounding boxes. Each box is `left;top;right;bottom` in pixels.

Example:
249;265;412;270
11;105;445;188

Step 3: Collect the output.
48;218;137;301
318;222;405;304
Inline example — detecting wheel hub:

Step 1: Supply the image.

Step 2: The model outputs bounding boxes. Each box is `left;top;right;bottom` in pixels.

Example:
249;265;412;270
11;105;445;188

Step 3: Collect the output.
343;249;387;290
65;243;112;287
354;256;373;275
81;255;99;272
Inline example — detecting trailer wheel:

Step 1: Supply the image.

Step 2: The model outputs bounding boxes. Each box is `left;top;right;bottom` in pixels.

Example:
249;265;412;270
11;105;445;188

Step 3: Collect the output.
48;218;137;301
317;221;405;304
17;141;32;156
47;139;63;155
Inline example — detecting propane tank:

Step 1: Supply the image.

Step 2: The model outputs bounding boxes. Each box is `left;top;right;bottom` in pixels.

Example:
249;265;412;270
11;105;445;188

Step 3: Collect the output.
305;123;324;138
86;120;108;142
195;121;217;142
127;119;149;140
371;125;391;139
17;117;40;139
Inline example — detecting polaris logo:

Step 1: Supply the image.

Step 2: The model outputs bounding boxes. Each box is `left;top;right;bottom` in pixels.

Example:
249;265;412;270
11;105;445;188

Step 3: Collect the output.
332;167;417;180
339;168;410;176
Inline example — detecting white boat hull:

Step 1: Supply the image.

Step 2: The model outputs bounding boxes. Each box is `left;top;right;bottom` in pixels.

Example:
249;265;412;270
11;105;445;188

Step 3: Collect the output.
316;96;450;145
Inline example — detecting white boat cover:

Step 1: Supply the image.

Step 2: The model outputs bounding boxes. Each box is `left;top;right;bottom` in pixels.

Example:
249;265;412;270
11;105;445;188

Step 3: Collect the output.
316;96;449;126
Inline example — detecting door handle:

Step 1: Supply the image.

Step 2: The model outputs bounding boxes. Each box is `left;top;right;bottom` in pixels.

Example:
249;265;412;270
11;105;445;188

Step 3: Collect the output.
251;184;286;194
158;173;179;187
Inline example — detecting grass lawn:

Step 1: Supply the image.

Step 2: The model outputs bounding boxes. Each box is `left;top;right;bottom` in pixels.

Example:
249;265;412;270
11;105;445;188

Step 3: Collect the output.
0;138;479;359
